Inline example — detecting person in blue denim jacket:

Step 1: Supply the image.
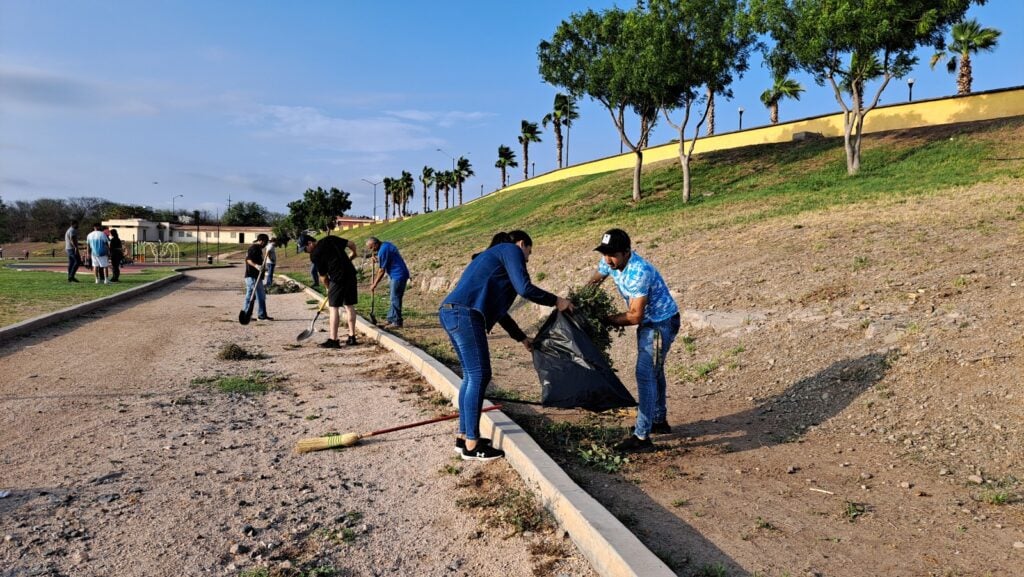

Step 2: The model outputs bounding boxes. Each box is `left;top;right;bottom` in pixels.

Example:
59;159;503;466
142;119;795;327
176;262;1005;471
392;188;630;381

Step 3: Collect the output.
441;230;573;462
588;228;681;452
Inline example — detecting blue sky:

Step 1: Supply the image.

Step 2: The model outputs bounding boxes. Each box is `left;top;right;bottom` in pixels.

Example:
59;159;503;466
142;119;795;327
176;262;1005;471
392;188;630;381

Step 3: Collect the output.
1;1;1021;219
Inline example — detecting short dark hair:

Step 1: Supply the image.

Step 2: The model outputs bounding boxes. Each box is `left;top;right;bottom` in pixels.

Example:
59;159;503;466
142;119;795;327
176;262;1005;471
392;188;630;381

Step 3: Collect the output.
256;233;270;243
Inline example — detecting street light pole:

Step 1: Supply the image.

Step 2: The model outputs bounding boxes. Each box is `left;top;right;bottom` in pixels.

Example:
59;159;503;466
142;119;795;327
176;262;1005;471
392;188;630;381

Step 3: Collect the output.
738;107;744;131
907;78;915;102
171;194;183;219
361;178;381;221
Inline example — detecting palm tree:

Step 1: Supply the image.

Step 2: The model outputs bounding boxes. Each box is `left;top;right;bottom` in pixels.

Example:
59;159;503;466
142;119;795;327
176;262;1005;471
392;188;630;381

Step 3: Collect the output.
382;177;393;221
433;171;442;212
542;93;578;169
437;171;452;210
455;157;474;205
760;76;805;124
420;166;434;213
931;18;1001;95
399;171;414;216
495;145;518;188
517;120;542;181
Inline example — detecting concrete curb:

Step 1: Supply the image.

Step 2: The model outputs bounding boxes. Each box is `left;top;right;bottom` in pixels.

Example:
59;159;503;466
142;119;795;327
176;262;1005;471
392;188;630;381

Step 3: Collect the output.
301;288;673;577
0;266;224;344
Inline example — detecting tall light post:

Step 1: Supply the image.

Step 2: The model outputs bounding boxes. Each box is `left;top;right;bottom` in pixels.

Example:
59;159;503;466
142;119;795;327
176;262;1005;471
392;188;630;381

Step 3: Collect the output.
361;178;381;221
907;78;915;102
738;106;745;131
171;194;183;219
436;148;456;173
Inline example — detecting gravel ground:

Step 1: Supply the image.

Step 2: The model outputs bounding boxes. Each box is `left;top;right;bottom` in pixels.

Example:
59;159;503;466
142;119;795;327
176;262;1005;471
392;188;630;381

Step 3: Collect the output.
0;266;597;577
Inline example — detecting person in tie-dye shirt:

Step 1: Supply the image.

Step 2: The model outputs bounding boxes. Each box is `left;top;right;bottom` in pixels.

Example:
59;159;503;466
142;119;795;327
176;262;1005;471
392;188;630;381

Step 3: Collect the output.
588;228;680;452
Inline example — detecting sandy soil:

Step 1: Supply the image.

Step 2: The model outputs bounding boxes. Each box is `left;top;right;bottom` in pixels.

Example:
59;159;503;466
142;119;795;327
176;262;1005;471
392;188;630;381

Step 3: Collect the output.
0;267;596;577
387;181;1024;577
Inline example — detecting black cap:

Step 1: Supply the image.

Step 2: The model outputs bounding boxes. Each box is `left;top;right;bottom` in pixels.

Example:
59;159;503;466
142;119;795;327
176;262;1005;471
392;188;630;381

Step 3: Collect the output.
595;228;630;254
297;234;315;250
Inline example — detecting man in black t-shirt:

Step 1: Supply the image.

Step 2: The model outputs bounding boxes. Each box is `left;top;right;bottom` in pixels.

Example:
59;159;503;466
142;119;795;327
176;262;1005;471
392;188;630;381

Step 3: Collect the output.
243;234;271;321
300;233;359;348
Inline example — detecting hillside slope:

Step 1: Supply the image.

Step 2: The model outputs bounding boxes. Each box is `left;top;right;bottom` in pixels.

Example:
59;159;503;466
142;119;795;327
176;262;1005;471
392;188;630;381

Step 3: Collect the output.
280;118;1024;576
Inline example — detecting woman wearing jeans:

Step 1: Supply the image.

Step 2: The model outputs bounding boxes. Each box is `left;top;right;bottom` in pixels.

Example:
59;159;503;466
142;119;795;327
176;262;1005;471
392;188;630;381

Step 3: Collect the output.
440;230;572;462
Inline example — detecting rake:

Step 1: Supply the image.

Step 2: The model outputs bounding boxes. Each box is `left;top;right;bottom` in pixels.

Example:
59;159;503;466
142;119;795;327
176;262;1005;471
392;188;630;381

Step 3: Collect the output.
295;405;503;453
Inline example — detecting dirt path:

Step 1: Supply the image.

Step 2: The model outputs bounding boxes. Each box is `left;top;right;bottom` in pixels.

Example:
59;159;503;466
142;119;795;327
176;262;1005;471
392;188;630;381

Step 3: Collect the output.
0;267;596;577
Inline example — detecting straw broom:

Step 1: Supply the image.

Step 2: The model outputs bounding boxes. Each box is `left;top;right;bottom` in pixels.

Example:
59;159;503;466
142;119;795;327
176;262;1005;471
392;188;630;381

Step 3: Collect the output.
296;405;503;453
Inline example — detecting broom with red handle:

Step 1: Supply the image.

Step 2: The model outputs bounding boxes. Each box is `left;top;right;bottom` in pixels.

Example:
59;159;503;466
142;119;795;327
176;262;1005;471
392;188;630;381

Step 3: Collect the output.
295;405;503;453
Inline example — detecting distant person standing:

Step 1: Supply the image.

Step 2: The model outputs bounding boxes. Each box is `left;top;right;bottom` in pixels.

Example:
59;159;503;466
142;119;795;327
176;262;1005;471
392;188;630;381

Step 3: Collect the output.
0;246;4;259
109;229;124;282
86;224;111;284
65;220;81;282
242;234;272;321
264;238;278;287
366;237;410;329
300;233;359;348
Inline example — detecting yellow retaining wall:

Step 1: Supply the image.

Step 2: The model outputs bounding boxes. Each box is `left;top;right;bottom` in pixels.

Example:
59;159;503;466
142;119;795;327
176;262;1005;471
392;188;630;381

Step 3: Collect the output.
504;85;1024;193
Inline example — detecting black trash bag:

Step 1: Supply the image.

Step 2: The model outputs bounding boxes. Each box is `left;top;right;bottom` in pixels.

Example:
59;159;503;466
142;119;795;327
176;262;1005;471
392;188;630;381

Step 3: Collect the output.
531;309;637;412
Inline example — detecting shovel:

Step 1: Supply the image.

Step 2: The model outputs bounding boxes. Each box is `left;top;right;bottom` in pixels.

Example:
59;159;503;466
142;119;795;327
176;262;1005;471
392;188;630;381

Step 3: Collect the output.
297;297;330;341
238;262;266;325
369;257;379;325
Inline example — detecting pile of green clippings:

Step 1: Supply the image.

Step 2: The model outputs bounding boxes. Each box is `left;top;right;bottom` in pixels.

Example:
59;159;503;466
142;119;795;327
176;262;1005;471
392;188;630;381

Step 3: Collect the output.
567;284;624;366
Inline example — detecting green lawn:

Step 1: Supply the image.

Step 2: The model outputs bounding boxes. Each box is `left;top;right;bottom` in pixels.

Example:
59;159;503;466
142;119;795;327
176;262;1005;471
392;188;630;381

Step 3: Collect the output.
0;266;179;328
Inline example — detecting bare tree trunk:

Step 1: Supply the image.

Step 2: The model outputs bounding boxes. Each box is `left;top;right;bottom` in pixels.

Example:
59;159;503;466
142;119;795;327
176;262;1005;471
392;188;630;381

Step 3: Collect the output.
770;102;779;124
458;183;463;206
523;145;530;180
500;168;506;188
632;150;643;202
422;181;428;213
958;54;973;95
706;87;715;136
555;122;564;168
434;185;440;212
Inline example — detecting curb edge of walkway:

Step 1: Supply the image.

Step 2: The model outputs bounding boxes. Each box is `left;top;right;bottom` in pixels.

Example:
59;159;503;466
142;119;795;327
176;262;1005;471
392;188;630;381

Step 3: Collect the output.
0;265;230;345
302;288;674;577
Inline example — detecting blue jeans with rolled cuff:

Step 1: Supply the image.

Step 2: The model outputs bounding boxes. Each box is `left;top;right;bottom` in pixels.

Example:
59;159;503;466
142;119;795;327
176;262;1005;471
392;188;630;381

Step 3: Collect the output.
634;313;681;439
66;249;80;279
439;304;491;441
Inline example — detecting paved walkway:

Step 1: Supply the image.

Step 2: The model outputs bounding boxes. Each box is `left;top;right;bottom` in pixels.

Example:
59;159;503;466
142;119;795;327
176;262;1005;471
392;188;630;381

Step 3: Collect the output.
0;267;595;577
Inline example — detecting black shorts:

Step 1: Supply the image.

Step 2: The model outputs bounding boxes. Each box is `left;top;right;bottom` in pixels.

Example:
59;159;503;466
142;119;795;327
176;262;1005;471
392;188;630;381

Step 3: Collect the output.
327;277;358;306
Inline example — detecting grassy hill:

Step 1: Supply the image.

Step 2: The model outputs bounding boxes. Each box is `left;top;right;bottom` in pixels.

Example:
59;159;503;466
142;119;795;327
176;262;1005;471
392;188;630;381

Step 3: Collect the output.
332;117;1022;254
275;116;1024;576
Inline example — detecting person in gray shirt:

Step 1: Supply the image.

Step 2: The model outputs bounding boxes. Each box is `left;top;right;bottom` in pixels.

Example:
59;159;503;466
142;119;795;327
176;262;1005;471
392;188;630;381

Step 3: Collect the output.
64;221;81;282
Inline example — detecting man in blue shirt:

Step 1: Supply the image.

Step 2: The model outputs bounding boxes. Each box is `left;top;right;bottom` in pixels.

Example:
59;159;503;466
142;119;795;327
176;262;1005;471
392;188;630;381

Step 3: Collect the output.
588;229;681;452
366;237;410;329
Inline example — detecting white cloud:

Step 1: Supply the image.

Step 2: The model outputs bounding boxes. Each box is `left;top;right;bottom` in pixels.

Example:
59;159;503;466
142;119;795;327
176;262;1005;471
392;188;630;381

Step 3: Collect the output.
237;104;445;153
385;109;495;128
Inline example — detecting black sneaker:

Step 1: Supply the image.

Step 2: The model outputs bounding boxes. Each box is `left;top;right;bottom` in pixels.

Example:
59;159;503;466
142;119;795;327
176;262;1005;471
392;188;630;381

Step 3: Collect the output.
614;435;654;453
461;443;505;462
68;278;80;283
651;421;672;435
454;437;491;454
257;316;273;321
344;335;357;346
318;339;341;349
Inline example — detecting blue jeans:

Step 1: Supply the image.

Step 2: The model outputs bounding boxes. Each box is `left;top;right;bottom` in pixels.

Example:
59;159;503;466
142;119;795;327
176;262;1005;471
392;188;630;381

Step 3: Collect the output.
634;313;680;438
66;249;80;279
264;262;275;287
439;305;491;441
243;277;267;319
388;277;408;326
310;262;319;286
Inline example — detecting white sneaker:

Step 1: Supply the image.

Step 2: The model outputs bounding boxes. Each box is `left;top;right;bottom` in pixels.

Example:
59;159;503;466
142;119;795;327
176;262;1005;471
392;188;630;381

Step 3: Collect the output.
104;280;110;285
95;279;100;284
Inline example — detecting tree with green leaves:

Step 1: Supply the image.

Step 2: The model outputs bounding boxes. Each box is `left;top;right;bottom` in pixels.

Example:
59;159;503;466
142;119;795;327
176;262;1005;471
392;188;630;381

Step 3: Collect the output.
930;18;1000;95
649;0;754;202
760;75;805;124
455;156;474;205
0;195;10;243
518;120;542;181
286;187;352;232
399;170;415;216
753;0;980;175
221;201;270;226
495;145;518;188
542;93;578;169
433;170;442;212
420;166;435;213
539;7;663;201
